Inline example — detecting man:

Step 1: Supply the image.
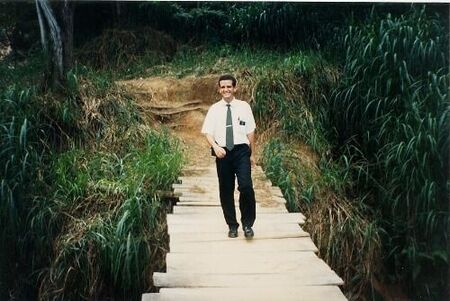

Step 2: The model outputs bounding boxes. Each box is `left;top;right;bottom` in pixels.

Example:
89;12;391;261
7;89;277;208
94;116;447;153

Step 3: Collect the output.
201;74;256;238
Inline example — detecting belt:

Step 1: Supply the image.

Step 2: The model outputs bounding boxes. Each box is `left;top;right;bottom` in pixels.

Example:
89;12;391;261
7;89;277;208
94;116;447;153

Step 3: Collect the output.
222;143;249;150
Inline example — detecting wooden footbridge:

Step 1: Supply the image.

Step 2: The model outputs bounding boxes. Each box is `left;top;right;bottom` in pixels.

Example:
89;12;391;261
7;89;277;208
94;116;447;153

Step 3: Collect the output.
142;161;347;301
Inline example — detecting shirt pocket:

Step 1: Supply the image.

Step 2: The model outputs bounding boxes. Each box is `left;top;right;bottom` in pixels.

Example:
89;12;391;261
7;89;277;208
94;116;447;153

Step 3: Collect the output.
237;118;247;134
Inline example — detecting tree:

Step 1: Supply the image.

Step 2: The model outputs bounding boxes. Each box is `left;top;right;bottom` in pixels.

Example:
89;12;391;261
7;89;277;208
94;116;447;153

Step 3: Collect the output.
61;0;74;72
35;0;74;88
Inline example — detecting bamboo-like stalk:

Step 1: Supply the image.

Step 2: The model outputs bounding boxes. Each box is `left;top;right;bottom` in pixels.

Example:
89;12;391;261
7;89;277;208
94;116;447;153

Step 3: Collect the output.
331;7;448;299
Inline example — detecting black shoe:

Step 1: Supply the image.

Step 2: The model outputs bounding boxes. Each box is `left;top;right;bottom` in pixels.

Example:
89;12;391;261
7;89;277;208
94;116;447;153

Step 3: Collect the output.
243;226;254;238
228;226;238;238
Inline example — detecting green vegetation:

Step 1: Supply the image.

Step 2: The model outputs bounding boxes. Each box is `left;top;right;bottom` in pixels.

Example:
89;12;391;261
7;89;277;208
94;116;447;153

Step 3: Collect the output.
0;56;183;300
262;139;381;297
331;8;448;298
77;27;177;76
258;7;449;300
1;2;448;301
36;131;182;300
0;82;44;299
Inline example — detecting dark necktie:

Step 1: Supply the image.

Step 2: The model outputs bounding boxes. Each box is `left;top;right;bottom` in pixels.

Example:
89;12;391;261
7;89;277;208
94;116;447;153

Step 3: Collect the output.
226;104;234;150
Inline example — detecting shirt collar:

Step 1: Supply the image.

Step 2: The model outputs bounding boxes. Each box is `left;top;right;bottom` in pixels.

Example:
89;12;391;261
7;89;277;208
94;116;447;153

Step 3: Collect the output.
220;98;236;106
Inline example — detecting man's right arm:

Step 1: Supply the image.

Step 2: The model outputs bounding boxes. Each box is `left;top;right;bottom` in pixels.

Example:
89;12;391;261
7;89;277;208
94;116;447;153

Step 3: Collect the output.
205;134;226;158
202;105;226;159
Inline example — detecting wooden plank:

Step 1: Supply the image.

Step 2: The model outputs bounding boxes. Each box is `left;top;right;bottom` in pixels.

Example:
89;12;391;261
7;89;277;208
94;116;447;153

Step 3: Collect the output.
272;195;287;203
175;182;218;187
175;200;263;206
175;201;222;206
166;252;330;273
172;185;216;190
173;185;268;193
175;177;215;182
178;175;219;182
167;213;305;224
179;176;218;181
157;286;347;301
154;272;344;287
174;191;274;199
141;293;160;301
174;192;276;201
168;229;309;242
173;193;218;199
172;183;213;188
167;221;304;234
177;196;287;204
172;188;217;194
167;218;305;227
270;186;284;197
173;188;276;198
179;195;219;202
170;237;317;253
172;205;286;214
181;166;216;171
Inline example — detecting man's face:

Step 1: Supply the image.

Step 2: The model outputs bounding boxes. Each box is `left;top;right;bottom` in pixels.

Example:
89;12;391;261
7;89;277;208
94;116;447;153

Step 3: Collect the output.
218;80;236;100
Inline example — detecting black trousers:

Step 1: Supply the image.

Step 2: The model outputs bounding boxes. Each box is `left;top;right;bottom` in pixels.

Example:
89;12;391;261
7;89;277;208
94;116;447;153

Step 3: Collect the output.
215;144;256;228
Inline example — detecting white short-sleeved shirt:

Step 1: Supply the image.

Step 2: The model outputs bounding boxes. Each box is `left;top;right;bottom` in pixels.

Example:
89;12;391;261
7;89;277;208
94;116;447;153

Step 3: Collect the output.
201;98;256;147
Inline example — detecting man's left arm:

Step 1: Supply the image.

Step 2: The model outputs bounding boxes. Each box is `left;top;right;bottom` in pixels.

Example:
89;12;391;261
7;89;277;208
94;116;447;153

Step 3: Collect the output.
247;131;256;166
246;102;257;166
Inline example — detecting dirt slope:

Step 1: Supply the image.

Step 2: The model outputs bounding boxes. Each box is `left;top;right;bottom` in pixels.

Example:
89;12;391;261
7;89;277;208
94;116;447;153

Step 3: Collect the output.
117;75;253;168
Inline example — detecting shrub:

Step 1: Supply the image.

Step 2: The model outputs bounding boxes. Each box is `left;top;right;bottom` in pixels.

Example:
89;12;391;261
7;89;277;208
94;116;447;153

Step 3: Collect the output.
36;130;183;300
331;7;449;298
262;138;381;297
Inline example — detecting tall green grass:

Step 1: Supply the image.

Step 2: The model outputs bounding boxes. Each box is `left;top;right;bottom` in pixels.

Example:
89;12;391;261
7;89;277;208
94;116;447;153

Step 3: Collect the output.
251;53;338;154
35;130;182;300
0;79;48;299
262;138;381;298
125;2;423;49
331;7;449;299
1;52;184;300
76;27;176;79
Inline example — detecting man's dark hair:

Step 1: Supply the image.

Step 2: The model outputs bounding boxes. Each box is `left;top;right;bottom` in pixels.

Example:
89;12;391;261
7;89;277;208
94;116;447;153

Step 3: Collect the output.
218;74;237;87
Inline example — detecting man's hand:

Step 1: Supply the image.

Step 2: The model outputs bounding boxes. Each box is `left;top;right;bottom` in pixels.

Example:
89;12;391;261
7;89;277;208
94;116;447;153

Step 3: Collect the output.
247;132;256;167
213;145;227;158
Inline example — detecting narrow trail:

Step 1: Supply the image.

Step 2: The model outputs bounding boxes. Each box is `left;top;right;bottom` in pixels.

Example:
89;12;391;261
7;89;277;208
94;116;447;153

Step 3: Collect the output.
118;76;347;300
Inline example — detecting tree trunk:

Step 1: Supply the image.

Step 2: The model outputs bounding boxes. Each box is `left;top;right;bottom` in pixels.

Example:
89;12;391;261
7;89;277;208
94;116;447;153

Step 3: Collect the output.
36;0;75;89
36;0;63;88
447;6;450;297
61;0;74;73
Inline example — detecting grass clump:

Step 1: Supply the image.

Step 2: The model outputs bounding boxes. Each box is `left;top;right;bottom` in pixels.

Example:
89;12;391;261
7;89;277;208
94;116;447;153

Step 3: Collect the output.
35;130;182;300
77;27;177;79
0;68;53;298
41;64;148;151
262;138;381;297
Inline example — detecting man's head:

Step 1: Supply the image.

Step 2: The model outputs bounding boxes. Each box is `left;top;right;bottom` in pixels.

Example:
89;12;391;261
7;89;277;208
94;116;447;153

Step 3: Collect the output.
218;75;237;102
218;74;237;87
